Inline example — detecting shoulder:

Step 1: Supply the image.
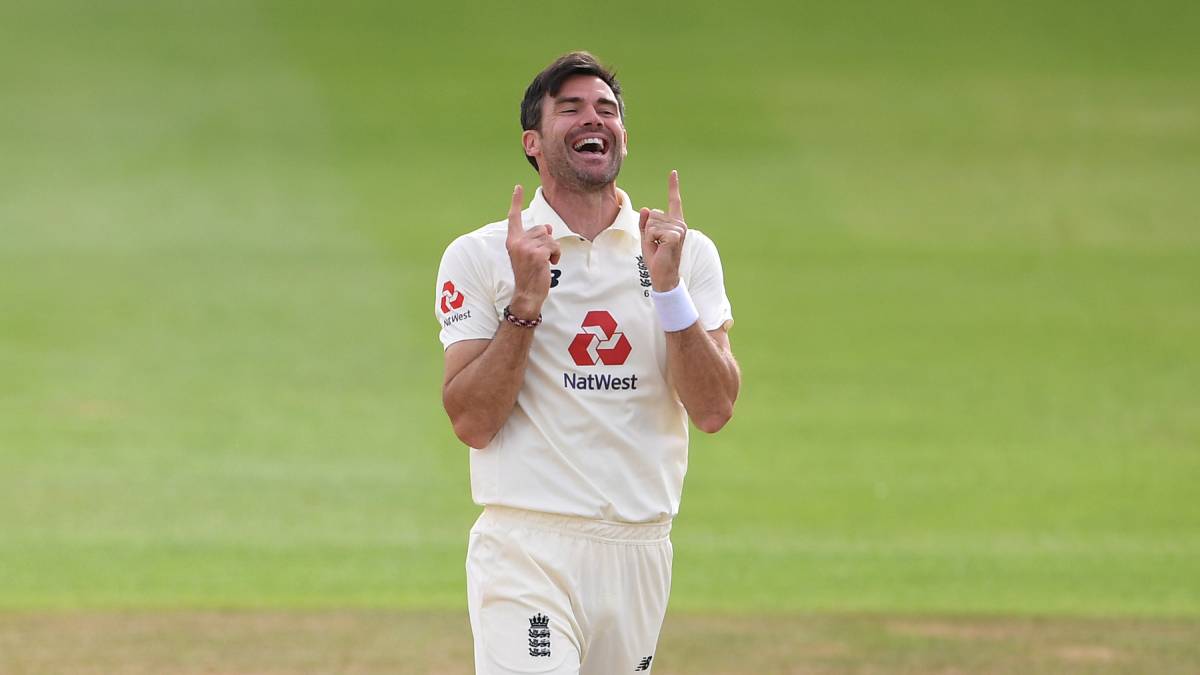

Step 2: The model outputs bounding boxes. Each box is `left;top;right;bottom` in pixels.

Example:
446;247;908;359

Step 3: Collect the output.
686;227;719;249
440;219;509;262
683;227;723;261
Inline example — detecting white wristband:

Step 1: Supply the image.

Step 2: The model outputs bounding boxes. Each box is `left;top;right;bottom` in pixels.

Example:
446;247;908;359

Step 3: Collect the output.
650;282;700;332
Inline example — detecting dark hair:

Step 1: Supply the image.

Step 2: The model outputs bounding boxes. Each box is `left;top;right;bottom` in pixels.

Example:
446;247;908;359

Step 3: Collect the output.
520;51;624;171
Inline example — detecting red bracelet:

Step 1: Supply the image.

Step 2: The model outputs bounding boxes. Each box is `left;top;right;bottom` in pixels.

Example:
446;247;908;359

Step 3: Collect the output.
504;305;542;328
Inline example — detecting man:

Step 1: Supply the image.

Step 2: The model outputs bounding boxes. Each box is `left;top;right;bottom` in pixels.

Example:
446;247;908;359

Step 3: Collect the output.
434;51;740;675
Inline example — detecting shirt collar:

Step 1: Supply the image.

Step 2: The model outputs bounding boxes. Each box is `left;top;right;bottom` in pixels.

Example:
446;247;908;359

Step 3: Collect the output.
528;187;640;240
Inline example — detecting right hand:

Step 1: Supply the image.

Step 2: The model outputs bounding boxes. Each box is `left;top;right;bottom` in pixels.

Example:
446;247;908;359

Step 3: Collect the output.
505;185;561;318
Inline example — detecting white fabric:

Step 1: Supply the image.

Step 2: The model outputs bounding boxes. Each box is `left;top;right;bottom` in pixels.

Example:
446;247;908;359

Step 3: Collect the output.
434;187;733;523
467;505;672;675
649;281;700;332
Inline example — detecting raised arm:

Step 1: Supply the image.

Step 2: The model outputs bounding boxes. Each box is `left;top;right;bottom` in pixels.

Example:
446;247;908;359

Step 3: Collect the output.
442;185;561;448
639;171;740;433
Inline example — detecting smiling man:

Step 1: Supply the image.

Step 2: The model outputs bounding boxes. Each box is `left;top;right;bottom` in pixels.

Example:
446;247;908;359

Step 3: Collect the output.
435;51;740;675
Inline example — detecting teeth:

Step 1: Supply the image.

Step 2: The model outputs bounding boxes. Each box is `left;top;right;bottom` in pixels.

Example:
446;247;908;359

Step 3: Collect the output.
573;137;605;152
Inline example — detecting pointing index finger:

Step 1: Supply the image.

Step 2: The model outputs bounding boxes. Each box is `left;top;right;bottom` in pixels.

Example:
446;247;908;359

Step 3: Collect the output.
508;185;524;237
668;170;684;220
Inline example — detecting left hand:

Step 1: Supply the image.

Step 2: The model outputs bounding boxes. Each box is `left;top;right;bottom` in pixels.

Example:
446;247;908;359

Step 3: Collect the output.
639;170;687;292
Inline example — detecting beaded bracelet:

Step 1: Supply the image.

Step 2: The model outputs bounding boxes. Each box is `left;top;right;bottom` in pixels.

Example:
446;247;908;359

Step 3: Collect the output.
504;305;542;329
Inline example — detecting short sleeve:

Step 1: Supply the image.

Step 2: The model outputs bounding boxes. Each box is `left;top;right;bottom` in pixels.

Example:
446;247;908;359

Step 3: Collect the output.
435;236;500;349
684;230;734;331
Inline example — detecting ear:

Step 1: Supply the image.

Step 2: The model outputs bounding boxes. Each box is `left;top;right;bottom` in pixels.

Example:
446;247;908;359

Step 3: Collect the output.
522;129;542;161
621;127;629;158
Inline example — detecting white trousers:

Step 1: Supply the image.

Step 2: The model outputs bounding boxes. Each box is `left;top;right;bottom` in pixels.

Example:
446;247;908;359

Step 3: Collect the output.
466;506;673;675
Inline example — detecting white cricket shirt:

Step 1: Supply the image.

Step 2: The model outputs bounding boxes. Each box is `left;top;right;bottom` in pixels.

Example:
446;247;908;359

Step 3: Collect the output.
435;187;732;523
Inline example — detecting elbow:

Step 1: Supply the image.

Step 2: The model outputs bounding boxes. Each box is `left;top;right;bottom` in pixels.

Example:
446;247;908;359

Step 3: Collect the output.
444;388;495;448
451;417;496;449
444;398;497;449
693;404;733;434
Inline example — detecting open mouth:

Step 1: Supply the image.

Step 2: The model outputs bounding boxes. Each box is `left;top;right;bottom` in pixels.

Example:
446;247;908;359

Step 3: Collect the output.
571;135;609;156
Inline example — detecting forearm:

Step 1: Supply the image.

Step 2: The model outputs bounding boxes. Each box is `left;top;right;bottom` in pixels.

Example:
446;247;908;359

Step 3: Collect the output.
443;322;535;447
665;323;740;433
439;185;561;448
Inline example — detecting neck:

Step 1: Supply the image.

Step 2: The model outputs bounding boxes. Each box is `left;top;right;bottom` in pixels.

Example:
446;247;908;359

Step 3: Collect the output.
539;175;621;241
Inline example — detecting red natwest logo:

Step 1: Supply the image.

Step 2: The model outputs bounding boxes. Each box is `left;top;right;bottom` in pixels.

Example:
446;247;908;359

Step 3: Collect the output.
568;311;632;366
440;280;464;314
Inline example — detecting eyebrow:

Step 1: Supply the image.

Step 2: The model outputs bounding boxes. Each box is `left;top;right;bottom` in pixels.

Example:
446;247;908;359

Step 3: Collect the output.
553;96;619;110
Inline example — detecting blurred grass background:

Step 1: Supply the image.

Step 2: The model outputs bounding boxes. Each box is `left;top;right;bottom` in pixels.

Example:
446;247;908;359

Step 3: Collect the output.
1;0;1198;616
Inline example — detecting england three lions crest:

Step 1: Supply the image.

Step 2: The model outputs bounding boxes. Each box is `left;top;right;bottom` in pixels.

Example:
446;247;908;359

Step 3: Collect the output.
528;613;551;657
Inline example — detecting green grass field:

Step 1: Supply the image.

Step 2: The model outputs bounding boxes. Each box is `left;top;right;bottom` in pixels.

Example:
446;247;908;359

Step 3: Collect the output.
2;0;1199;670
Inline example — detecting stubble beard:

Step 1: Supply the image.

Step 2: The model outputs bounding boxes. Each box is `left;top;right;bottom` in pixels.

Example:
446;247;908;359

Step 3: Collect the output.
544;144;622;193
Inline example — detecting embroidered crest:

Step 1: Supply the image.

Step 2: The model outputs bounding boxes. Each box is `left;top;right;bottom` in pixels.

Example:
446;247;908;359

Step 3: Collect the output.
528;613;551;658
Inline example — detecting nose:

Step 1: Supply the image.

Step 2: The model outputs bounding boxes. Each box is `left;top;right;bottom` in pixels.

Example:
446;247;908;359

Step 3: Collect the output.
580;104;605;126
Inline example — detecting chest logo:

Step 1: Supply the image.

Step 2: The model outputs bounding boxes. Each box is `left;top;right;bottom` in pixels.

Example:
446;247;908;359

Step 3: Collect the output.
568;311;632;366
440;280;465;314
